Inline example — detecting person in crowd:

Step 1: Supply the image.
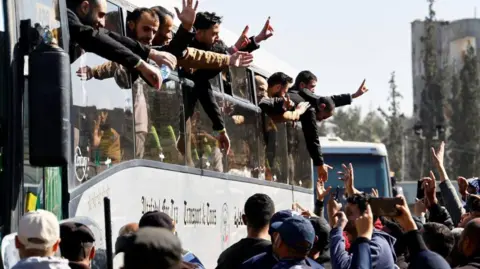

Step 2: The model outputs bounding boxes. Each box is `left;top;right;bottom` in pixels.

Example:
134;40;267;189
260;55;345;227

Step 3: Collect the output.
138;211;205;268
216;194;275;269
242;214;323;269
118;223;139;237
122;227;183;269
241;210;323;268
115;223;138;255
258;72;312;122
67;0;177;89
59;222;96;269
393;196;451;269
421;171;455;229
12;210;70;269
456;218;480;269
307;216;331;265
421;222;455;259
149;5;253;69
449;227;466;267
287;71;369;183
327;192;397;268
177;11;273;156
350;203;375;269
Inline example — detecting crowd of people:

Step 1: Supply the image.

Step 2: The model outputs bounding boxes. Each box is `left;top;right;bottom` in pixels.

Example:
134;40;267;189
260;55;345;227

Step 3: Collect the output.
7;141;480;269
8;0;478;268
66;0;370;184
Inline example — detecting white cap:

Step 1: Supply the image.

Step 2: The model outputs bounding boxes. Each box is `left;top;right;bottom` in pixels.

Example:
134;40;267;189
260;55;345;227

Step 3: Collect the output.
18;210;60;250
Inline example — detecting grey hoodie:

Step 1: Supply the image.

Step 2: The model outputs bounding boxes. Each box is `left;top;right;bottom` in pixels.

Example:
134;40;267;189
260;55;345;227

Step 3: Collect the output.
11;257;71;269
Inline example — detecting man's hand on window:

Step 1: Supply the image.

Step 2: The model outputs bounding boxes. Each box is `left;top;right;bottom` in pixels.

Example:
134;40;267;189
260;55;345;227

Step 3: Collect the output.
175;0;199;31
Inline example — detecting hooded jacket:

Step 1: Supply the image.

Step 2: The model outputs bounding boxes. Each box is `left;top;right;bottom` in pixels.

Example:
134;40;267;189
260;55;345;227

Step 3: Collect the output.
330;227;396;269
11;257;71;269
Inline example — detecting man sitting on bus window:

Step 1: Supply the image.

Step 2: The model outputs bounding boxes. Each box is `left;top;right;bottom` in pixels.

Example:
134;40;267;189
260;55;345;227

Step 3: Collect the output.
287;71;369;182
176;11;273;157
67;0;177;89
13;210;70;269
150;5;253;70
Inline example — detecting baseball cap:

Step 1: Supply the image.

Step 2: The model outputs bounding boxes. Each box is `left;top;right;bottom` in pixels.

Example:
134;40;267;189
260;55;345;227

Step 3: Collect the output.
123;227;182;269
308;216;330;251
270;215;315;253
59;222;95;260
18;210;60;250
269;210;300;235
139;211;174;231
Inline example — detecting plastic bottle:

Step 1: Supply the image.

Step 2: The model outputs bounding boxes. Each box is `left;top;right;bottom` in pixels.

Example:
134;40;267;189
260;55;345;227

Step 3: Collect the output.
160;64;172;81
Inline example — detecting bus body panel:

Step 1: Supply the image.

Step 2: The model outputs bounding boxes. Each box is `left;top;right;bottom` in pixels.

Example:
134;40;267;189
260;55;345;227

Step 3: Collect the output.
69;165;313;269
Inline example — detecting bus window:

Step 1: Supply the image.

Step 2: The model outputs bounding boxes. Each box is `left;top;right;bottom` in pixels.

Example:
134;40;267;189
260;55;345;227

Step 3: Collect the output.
70;1;135;190
223;100;261;178
263;121;289;183
145;80;186;165
321;154;390;197
229;67;253;102
287;124;313;188
16;0;65;215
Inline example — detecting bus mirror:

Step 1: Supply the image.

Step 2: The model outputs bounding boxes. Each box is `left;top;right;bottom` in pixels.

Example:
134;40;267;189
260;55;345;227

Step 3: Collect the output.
28;41;71;167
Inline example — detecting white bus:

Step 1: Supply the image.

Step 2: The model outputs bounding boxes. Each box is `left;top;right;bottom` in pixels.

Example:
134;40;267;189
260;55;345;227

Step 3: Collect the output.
0;0;313;268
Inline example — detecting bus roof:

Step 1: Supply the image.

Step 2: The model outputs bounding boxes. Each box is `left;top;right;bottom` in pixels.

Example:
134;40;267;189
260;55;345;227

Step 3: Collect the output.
319;137;388;156
131;0;299;77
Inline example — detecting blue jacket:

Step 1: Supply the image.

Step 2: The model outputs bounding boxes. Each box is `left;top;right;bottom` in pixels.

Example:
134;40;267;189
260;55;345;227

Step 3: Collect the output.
329;227;396;269
241;247;324;269
350;237;372;269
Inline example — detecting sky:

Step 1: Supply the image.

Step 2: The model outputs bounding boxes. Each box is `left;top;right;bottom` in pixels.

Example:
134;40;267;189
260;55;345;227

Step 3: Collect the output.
197;0;479;117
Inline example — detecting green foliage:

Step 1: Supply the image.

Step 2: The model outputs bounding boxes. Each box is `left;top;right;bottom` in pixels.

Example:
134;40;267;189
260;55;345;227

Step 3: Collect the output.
329;106;386;143
449;44;480;177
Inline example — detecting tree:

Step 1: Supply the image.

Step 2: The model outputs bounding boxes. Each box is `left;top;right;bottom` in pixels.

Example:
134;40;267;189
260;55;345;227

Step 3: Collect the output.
379;72;404;180
330;106;362;141
359;110;386;143
449;44;480;177
414;0;446;179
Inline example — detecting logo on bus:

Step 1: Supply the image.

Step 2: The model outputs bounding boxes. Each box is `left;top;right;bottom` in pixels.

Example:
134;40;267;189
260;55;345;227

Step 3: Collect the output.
74;147;89;183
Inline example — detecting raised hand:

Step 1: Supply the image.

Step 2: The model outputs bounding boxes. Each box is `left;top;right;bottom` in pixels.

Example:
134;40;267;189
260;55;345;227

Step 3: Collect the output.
355;204;374;240
352;79;368;99
295;102;311;116
234;26;251;51
255;17;274;43
338;163;359;196
316;178;332;201
175;0;199;31
317;164;333;183
422;171;437;207
228;51;254;67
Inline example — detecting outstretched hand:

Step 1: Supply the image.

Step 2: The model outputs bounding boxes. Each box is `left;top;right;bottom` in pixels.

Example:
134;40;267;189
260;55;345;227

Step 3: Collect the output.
175;0;199;31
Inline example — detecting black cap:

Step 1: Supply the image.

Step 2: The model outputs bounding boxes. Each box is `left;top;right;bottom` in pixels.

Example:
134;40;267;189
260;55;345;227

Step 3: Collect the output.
59;222;95;261
60;222;95;244
308;216;330;251
123;227;182;269
139;211;174;230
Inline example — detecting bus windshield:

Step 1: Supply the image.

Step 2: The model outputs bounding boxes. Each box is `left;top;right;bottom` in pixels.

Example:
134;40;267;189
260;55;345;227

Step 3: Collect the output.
321;154;390;197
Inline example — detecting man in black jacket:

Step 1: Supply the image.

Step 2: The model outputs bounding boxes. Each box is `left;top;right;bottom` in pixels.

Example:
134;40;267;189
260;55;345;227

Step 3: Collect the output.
288;71;368;182
67;0;176;89
177;12;273;155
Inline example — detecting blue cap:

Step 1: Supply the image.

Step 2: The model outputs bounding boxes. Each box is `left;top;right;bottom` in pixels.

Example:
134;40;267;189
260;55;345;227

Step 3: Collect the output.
270;215;315;252
269;210;299;235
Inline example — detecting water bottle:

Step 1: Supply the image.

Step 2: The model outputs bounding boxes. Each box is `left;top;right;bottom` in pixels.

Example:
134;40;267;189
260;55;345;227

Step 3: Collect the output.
160;64;171;82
